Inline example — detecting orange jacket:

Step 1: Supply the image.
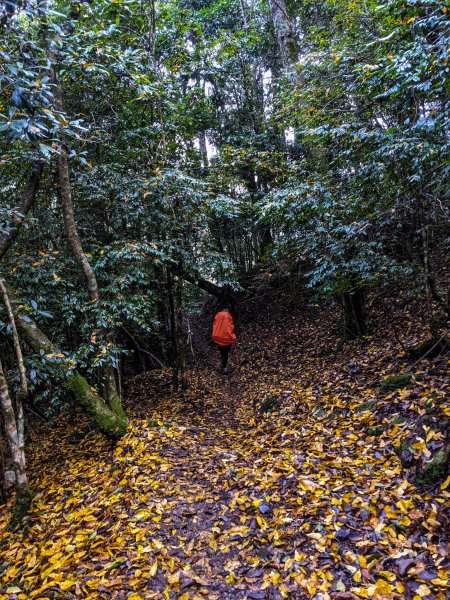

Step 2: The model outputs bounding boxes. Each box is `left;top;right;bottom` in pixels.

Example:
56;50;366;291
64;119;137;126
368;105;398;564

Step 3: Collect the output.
212;310;237;347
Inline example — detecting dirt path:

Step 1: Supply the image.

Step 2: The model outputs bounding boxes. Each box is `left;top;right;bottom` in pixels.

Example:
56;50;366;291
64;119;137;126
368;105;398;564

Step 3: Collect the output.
115;364;261;598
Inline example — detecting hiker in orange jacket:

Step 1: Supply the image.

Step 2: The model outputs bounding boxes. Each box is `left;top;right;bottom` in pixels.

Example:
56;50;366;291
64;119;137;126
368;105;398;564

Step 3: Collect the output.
212;308;237;375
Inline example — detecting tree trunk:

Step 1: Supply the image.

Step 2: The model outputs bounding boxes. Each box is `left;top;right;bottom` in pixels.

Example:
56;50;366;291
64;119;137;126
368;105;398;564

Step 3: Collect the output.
0;278;27;503
4;283;127;439
167;271;179;391
169;262;235;301
0;161;43;261
259;224;273;257
0;279;28;402
418;199;447;322
0;357;32;523
58;149;123;413
198;131;208;173
342;288;366;339
58;150;99;299
175;276;188;390
103;366;127;422
268;0;298;72
43;14;124;417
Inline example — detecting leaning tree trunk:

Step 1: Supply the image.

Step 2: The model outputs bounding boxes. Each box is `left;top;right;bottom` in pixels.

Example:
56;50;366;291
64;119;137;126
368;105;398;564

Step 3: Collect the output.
16;311;128;439
0;279;28;404
58;151;123;412
4;282;127;439
0;169;126;438
43;12;124;416
0;279;31;523
0;358;32;524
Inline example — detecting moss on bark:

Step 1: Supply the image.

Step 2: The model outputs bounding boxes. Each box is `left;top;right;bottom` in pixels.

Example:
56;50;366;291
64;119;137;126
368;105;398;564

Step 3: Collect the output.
65;373;127;439
11;297;128;439
9;489;34;530
416;445;450;488
380;372;412;393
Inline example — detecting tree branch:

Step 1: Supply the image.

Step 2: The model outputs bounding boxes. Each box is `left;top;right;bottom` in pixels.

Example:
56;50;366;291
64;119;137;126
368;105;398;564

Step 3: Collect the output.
0;161;44;262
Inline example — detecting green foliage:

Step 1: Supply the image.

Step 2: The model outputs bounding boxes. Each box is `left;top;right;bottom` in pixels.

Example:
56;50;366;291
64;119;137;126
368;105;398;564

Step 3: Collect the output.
264;0;449;300
1;0;448;414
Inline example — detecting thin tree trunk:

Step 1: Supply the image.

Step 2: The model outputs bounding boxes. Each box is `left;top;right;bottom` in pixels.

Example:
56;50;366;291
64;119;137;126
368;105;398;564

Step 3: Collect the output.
239;0;249;28
58;150;121;410
0;279;28;400
0;357;31;523
167;270;179;391
268;0;302;153
43;10;123;413
0;279;27;460
418;199;446;320
342;288;366;340
198;131;208;173
58;150;99;299
175;277;188;390
0;161;43;261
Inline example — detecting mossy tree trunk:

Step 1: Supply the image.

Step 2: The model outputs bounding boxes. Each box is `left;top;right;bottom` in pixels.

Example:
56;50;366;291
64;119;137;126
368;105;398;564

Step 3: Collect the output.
40;1;124;420
58;151;123;413
5;283;127;439
43;14;124;417
64;372;127;438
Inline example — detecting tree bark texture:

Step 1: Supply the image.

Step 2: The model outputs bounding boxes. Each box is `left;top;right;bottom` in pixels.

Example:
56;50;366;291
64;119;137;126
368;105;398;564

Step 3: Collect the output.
0;279;28;401
0;357;29;503
58;148;99;301
268;0;298;72
0;279;27;474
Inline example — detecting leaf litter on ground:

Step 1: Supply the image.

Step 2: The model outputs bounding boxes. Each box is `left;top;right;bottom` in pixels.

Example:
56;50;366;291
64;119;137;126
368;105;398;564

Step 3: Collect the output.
0;301;449;599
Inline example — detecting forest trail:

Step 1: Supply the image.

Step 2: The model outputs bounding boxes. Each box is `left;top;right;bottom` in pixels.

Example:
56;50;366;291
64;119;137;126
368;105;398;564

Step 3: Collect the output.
1;303;449;600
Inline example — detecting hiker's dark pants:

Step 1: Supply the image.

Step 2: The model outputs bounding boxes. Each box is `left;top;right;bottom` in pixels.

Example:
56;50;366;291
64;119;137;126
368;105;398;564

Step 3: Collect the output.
218;345;232;369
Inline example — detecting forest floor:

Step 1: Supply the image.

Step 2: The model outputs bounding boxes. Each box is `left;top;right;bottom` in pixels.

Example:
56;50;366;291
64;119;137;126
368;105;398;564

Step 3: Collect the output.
0;298;449;600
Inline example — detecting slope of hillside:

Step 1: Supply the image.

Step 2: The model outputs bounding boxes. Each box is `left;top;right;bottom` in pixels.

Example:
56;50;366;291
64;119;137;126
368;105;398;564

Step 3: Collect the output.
1;300;449;599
